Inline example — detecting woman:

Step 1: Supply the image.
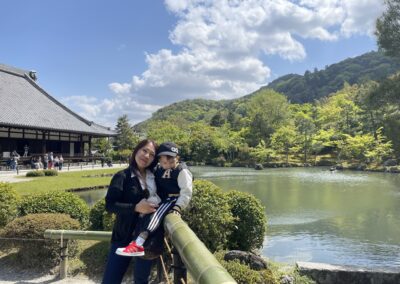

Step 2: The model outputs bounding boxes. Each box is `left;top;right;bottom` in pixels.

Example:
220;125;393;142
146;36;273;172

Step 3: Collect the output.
102;139;159;284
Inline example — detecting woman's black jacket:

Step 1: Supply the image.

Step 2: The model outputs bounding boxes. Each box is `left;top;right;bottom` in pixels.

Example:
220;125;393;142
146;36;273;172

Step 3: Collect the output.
105;167;148;246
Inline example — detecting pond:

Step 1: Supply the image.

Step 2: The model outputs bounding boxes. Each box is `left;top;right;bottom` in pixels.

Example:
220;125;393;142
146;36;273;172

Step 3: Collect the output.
76;166;400;269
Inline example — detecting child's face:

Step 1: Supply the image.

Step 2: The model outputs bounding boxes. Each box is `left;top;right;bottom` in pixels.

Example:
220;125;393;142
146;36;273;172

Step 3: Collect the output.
159;155;178;170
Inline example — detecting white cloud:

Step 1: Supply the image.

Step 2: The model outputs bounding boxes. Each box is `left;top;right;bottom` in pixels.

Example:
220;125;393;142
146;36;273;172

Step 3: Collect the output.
73;0;384;126
341;0;385;36
61;95;162;127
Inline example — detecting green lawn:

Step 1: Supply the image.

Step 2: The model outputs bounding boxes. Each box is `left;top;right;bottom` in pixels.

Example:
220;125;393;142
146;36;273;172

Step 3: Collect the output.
11;168;122;195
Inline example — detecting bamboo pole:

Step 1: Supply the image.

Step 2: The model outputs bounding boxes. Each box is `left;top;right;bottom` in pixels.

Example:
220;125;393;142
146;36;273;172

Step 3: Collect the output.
164;214;237;284
44;230;111;241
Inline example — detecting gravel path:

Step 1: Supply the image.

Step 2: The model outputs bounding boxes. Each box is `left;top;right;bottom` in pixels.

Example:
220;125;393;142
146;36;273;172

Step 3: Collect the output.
0;257;99;284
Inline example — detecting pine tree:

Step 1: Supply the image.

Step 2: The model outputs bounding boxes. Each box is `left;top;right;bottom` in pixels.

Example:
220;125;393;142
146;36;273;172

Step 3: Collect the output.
376;0;400;58
114;115;139;151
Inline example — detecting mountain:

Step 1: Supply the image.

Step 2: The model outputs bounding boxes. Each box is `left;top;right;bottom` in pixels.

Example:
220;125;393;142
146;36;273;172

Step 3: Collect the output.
266;51;400;103
135;51;400;128
134;99;227;130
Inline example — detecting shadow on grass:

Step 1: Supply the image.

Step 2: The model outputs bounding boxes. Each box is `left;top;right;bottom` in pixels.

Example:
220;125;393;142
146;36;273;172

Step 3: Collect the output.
75;241;109;280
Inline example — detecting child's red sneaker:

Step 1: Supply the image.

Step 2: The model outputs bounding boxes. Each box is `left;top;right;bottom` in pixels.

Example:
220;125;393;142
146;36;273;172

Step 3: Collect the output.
115;241;145;257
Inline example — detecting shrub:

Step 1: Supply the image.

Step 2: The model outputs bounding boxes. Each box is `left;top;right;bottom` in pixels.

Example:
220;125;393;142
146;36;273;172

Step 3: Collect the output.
20;191;90;227
1;213;80;269
226;190;267;251
214;251;278;284
182;180;235;252
44;169;58;176
102;211;115;231
0;183;20;227
26;171;45;177
89;199;115;231
89;199;106;230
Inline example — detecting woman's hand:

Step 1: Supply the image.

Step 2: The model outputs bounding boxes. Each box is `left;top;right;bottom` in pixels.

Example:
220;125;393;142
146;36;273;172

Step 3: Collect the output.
134;199;158;214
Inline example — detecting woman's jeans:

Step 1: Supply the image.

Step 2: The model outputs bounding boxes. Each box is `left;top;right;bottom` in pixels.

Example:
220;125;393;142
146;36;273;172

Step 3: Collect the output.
102;243;153;284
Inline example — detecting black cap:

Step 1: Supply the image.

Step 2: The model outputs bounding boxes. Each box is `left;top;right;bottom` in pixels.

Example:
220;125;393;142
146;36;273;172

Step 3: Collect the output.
157;142;179;157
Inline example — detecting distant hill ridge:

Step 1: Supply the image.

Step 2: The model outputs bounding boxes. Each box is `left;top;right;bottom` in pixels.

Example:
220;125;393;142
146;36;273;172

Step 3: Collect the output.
135;51;400;129
266;51;400;103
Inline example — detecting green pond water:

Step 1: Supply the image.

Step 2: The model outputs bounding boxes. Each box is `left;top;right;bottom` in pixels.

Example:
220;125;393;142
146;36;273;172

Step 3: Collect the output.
76;166;400;268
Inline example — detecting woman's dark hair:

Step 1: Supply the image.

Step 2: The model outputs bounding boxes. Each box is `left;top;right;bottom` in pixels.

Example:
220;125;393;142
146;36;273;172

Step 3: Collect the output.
130;139;158;170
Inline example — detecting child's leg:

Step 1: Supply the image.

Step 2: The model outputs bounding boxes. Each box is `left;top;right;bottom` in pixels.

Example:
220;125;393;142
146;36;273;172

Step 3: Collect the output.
146;199;176;233
136;199;176;246
115;214;152;257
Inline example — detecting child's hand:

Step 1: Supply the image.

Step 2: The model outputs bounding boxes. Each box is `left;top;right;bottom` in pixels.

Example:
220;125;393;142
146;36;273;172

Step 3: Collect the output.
169;205;181;216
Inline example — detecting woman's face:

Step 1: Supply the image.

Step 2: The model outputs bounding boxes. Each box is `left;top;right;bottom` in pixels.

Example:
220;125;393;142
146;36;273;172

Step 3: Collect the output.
135;143;156;170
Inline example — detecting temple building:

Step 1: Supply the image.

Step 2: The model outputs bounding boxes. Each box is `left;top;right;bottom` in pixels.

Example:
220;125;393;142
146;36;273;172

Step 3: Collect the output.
0;63;115;162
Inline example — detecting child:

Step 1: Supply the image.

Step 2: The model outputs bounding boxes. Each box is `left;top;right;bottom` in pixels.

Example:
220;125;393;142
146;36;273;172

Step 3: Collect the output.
116;142;193;256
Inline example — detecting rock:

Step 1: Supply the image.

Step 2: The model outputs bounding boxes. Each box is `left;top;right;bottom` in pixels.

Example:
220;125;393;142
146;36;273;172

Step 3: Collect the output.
383;159;398;167
356;164;366;171
255;164;263;170
280;275;295;284
224;250;268;271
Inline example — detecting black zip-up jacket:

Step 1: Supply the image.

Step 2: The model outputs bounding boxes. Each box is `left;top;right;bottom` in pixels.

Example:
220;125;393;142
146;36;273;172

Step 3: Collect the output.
105;167;148;246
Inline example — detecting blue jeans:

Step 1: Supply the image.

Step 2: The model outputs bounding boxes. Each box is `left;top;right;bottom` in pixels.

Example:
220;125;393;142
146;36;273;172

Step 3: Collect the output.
102;243;153;284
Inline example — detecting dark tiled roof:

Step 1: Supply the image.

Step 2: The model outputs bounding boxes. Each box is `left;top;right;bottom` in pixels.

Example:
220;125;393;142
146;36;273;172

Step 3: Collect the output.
0;63;116;136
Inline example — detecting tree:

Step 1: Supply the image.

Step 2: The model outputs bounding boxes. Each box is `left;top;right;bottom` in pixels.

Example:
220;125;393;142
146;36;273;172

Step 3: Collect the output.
366;127;394;164
316;86;361;135
292;104;316;163
93;138;113;156
210;112;225;127
338;133;375;163
249;140;275;164
311;128;336;163
247;90;290;146
376;0;400;58
270;125;297;164
114;115;139;151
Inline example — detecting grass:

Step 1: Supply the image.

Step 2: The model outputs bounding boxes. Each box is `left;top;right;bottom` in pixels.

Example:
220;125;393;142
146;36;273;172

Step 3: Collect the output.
11;168;122;195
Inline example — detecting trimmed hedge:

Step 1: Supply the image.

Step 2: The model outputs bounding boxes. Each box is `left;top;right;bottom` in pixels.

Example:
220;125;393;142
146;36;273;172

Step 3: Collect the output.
102;211;115;231
44;169;58;176
19;191;90;227
1;213;80;269
182;180;235;252
26;171;45;177
26;170;58;177
227;190;267;251
89;199;106;230
0;183;20;227
88;198;115;231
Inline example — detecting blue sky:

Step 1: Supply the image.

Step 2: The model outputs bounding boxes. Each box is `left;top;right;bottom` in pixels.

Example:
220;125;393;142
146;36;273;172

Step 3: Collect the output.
1;0;383;127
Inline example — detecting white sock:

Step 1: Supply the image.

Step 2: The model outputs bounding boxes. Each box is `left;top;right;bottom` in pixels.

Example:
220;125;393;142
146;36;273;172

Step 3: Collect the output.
136;236;145;246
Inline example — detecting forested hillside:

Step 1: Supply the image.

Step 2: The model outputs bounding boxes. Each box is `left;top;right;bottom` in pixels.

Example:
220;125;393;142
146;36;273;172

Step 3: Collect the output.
135;51;400;131
266;51;400;103
125;49;399;169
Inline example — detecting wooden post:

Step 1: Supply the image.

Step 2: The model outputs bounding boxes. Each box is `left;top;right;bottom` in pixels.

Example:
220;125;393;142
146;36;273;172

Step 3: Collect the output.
157;258;164;283
60;240;69;279
172;247;187;284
